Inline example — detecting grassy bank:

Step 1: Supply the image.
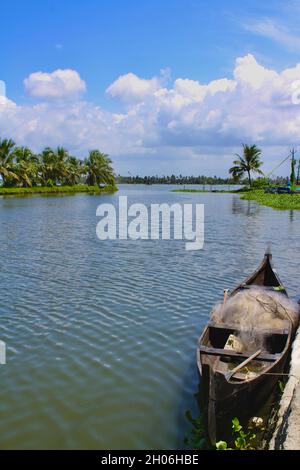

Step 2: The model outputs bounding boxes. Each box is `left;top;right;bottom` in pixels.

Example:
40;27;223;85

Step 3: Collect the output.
172;187;300;210
241;190;300;210
0;184;118;196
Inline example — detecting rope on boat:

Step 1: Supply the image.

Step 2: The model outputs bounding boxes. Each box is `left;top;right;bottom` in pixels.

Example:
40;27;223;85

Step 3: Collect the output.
248;291;295;325
260;372;300;381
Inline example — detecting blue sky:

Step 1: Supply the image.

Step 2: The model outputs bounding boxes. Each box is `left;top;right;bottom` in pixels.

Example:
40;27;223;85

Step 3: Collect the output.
1;0;300;175
2;0;299;102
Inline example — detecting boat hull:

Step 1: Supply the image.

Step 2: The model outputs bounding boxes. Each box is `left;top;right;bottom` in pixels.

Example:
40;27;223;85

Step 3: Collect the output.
196;249;297;445
200;346;289;444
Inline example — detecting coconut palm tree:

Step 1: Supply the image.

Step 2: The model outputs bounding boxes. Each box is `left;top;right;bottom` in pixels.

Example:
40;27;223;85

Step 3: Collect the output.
39;147;55;185
0;138;18;186
64;156;83;185
54;147;70;184
85;150;115;186
14;146;39;187
0;137;117;189
229;144;263;187
39;147;69;185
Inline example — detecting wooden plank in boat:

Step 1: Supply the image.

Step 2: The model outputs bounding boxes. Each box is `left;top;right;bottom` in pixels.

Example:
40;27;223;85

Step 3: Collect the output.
199;345;277;362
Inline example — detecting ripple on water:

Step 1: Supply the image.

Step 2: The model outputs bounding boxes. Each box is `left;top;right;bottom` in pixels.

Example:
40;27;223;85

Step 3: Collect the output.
0;188;300;448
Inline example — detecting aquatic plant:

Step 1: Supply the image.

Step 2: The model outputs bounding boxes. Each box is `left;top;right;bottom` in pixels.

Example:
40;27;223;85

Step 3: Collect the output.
184;411;210;450
216;417;263;451
241;190;300;210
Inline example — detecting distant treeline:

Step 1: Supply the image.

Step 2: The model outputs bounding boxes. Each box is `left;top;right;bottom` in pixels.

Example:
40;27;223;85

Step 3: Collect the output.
117;175;289;186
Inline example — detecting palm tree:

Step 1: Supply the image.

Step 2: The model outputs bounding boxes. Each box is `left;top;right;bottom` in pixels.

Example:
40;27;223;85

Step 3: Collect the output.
64;156;83;185
85;150;115;186
14;146;39;187
39;147;55;185
0;137;117;189
39;147;69;185
229;144;263;187
53;147;69;184
0;138;18;186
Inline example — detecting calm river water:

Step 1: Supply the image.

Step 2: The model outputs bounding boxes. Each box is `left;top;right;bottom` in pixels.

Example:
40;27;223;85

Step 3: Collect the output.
0;184;299;449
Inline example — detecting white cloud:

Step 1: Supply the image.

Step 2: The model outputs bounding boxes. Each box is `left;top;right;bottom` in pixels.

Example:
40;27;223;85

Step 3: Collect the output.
234;54;278;89
244;18;300;52
106;72;162;103
24;69;86;99
2;56;300;174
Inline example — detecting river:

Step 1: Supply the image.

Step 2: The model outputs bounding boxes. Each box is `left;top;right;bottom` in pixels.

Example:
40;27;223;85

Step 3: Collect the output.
0;184;299;449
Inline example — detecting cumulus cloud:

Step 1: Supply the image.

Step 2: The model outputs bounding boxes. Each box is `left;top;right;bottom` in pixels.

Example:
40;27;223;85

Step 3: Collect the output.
234;54;278;89
2;55;300;174
106;71;166;103
24;69;86;99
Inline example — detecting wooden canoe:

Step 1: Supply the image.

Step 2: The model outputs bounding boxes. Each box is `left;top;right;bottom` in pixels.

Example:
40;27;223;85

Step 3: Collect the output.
197;249;298;445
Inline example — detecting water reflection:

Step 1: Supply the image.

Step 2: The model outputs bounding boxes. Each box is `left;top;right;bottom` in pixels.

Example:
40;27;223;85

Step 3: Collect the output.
231;197;260;217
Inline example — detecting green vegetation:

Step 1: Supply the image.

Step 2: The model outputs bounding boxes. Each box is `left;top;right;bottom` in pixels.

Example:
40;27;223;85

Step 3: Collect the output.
291;151;297;186
117;175;236;185
171;188;243;194
229;144;263;187
185;413;265;451
216;417;263;451
184;411;210;450
241;190;300;210
278;379;286;395
118;174;288;186
0;184;117;196
0;138;116;189
251;177;270;189
173;188;300;210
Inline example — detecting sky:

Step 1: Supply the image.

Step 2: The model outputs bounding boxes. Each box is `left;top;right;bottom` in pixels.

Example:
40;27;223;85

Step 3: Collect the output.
1;0;300;176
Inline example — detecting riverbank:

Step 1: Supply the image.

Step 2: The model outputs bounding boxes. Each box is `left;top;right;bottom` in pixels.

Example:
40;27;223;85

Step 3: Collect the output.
269;324;300;449
0;184;118;196
173;188;300;210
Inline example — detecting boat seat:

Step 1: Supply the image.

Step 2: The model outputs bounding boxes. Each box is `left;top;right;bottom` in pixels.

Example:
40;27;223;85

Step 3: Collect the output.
208;322;289;336
198;345;278;362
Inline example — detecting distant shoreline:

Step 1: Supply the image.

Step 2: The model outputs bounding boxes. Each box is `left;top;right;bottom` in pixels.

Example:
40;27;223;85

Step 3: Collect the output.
171;188;243;194
0;184;118;196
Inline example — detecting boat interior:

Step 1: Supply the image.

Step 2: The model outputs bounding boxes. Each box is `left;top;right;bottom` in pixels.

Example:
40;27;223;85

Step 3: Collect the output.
199;323;289;382
245;262;282;288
